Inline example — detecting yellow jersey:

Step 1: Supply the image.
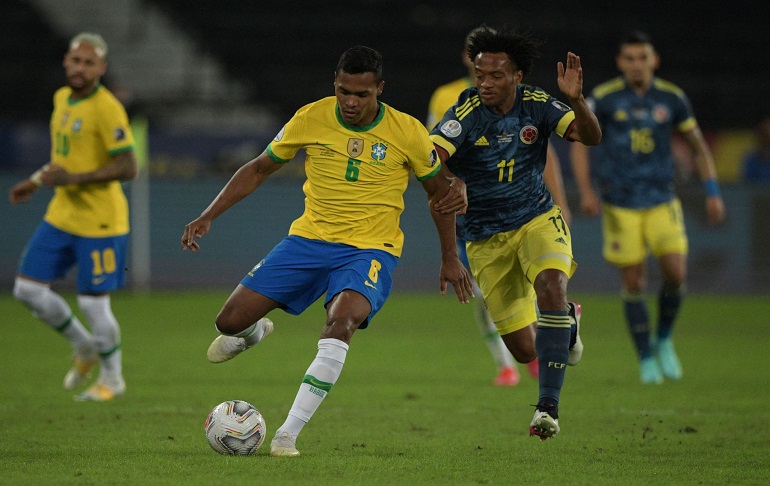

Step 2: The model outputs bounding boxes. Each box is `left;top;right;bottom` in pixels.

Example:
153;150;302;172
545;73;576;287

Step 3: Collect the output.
426;77;472;130
267;97;441;257
45;84;134;237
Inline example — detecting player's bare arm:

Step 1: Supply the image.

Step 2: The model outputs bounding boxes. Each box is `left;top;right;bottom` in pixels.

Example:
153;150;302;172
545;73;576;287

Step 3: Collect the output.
568;142;601;215
8;169;46;204
433;163;468;215
557;52;602;146
543;147;572;225
421;174;474;303
41;151;138;186
182;151;283;251
682;126;726;225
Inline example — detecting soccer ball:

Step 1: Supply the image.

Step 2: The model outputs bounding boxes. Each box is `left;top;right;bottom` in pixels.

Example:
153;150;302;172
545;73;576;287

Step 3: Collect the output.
204;400;267;455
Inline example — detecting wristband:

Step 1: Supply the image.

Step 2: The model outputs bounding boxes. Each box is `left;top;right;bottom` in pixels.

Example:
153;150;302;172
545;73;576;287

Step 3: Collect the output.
30;169;44;186
704;178;720;197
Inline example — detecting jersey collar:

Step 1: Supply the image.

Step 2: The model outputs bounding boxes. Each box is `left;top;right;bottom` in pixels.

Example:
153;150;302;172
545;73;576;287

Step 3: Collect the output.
335;102;386;132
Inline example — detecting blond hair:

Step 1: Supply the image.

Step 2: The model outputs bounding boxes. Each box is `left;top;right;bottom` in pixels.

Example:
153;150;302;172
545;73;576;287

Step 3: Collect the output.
69;32;108;59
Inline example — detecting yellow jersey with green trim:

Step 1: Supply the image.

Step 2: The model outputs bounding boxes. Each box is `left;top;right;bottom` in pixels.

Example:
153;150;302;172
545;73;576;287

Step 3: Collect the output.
45;84;134;237
266;96;440;257
426;76;473;130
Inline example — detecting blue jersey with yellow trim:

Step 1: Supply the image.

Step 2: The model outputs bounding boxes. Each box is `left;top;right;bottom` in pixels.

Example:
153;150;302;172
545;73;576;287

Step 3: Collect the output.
588;76;697;208
430;85;576;241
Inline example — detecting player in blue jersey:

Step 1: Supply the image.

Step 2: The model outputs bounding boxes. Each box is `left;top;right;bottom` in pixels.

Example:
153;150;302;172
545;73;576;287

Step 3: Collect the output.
427;27;577;386
430;25;602;440
570;31;725;384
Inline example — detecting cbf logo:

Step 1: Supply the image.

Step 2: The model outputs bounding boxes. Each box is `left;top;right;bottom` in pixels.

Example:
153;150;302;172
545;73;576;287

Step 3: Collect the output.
371;142;387;161
72;119;83;133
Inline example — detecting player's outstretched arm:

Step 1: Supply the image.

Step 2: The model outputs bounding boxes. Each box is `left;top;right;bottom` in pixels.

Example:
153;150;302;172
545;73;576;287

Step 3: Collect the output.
557;52;602;146
182;151;283;251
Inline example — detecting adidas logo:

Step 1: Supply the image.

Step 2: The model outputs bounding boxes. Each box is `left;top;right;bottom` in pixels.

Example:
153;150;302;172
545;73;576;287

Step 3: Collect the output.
555;237;566;245
474;136;489;146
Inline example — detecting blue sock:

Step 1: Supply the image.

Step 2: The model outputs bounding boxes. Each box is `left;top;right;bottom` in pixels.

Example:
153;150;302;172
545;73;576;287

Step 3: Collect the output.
657;286;682;340
623;294;652;359
536;310;571;411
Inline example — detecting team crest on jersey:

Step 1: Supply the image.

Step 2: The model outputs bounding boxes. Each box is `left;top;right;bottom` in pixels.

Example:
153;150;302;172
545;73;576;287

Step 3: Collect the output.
348;138;364;157
519;126;538;144
371;142;387;161
552;100;571;112
440;120;462;138
113;127;126;141
652;105;670;123
274;126;285;142
72;119;82;133
613;109;628;121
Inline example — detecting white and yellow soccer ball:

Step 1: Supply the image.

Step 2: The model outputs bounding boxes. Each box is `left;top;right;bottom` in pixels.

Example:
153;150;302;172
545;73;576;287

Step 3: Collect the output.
204;400;267;455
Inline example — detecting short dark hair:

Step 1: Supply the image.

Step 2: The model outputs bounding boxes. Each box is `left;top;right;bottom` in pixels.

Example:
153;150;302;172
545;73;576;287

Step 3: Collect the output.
336;46;383;82
619;30;653;51
465;25;541;77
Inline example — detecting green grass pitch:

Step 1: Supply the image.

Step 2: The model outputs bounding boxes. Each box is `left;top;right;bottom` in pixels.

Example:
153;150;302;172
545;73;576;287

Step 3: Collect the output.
0;291;768;484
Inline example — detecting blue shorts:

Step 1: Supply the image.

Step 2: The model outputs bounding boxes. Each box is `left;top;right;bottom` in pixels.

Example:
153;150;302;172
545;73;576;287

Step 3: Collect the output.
240;236;398;329
18;221;128;293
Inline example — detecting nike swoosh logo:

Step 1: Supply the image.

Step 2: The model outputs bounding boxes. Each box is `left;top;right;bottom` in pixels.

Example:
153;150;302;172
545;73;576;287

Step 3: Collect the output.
364;281;377;290
91;275;108;285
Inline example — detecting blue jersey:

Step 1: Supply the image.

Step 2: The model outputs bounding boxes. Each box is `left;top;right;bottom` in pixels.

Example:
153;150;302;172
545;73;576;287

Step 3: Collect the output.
588;76;697;208
430;85;576;241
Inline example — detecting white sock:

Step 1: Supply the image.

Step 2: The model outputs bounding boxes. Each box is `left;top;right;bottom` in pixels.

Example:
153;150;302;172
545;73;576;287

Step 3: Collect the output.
13;277;92;351
228;319;269;346
78;295;122;379
473;286;514;370
276;338;349;438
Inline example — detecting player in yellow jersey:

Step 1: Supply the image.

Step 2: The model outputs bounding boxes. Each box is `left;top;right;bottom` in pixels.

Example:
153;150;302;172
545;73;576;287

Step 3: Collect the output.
9;33;137;401
181;46;473;457
427;27;575;386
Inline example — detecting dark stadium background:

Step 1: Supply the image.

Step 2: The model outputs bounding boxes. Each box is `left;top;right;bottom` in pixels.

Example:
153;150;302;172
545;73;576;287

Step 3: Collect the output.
1;0;768;292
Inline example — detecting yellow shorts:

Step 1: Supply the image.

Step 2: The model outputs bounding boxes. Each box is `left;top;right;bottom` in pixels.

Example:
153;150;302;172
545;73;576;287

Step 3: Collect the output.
466;206;577;336
602;199;688;266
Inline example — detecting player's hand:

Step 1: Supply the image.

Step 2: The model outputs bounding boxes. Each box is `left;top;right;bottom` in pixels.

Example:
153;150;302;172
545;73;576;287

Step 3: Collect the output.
8;179;39;204
181;216;213;252
557;52;584;101
434;177;468;215
40;164;71;186
439;257;474;303
579;189;601;216
706;196;725;225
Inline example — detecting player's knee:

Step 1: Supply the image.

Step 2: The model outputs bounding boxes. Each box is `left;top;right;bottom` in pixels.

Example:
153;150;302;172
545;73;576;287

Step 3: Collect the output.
502;331;536;363
12;277;46;308
534;269;568;306
320;316;360;343
511;347;537;364
214;312;241;336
